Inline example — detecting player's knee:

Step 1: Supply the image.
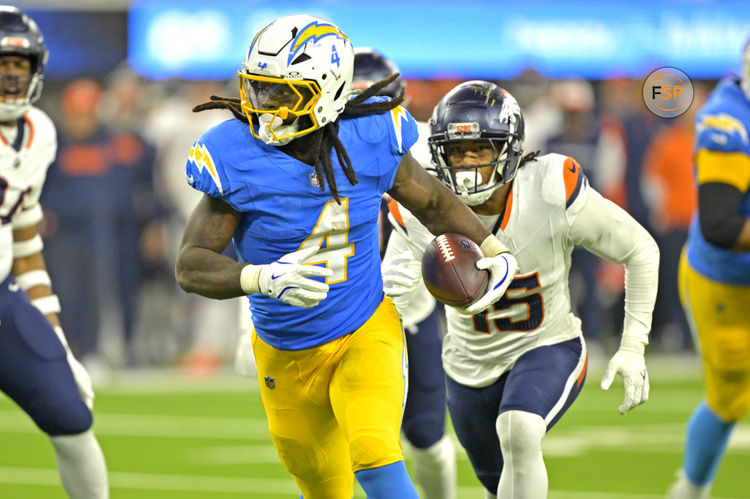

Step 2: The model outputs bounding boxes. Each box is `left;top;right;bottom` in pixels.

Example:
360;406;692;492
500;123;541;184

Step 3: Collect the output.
710;396;750;422
37;399;92;436
496;410;545;455
402;414;443;449
349;432;401;470
273;436;326;479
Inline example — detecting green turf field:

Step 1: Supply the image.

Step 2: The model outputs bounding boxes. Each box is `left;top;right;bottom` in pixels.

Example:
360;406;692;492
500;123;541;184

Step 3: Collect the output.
1;355;748;498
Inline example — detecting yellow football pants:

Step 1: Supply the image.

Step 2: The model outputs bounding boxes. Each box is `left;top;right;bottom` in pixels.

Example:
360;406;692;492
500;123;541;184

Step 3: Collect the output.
252;297;408;499
679;251;750;421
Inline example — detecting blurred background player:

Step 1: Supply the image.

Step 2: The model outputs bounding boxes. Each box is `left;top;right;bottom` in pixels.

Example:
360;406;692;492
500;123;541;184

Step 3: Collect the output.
383;80;659;498
352;47;457;499
174;14;516;498
667;40;750;499
0;6;108;498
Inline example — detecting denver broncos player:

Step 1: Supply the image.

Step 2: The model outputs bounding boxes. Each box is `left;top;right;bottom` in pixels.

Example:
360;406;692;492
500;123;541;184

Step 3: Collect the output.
352;47;457;499
383;81;659;498
667;43;750;498
175;15;517;499
0;6;108;498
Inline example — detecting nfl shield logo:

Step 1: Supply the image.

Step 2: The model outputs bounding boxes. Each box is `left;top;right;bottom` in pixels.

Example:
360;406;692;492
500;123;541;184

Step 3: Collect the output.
264;376;275;389
309;172;320;187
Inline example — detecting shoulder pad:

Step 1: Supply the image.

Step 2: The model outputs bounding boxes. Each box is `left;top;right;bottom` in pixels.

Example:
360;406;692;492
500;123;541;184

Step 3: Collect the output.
534;153;589;210
696;113;750;153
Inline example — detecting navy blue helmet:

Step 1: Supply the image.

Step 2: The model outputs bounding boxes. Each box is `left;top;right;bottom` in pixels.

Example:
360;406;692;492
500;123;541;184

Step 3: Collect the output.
352;47;403;99
428;80;524;206
0;5;48;120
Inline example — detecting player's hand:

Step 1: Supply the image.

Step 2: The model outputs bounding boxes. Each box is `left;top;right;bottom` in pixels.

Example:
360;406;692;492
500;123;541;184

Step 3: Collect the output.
383;251;421;297
53;327;95;409
600;339;649;415
460;252;519;315
258;246;333;308
382;251;421;318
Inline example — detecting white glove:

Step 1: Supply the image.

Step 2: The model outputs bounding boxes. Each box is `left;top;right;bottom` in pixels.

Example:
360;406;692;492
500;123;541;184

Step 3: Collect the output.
382;251;422;318
53;327;95;410
600;336;649;415
258;246;333;308
461;252;519;315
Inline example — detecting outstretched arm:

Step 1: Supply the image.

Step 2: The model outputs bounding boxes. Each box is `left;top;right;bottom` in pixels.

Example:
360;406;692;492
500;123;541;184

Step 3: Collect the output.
388;152;494;248
388;152;517;314
568;188;659;414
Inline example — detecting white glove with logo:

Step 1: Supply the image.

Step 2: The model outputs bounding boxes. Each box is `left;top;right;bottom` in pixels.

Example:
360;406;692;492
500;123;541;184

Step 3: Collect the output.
53;326;95;409
461;252;519;315
601;336;650;415
257;246;332;308
382;251;421;316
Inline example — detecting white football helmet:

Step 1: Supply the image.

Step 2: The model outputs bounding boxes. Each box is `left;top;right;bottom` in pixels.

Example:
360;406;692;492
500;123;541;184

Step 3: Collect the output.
239;14;354;145
0;6;48;122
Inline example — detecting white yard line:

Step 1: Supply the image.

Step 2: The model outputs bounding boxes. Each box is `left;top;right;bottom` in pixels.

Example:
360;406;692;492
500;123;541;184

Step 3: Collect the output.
0;466;745;499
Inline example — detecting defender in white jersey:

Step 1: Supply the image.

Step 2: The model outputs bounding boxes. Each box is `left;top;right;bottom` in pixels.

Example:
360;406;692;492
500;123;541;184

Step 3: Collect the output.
383;81;659;498
0;7;108;497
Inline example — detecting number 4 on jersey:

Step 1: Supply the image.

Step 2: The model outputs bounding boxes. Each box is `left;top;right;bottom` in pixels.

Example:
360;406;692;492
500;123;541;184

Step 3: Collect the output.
299;198;354;284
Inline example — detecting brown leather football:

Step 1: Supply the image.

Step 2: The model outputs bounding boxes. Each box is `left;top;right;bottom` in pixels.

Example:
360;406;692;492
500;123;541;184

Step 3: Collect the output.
421;233;489;307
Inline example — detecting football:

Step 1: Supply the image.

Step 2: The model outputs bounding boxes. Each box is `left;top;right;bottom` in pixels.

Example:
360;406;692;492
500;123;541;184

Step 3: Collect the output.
421;233;489;307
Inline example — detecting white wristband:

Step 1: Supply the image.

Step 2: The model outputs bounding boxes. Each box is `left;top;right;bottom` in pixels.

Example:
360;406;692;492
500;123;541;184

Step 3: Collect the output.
15;269;52;291
12;204;43;229
13;234;44;258
31;294;61;315
240;264;261;294
480;235;509;257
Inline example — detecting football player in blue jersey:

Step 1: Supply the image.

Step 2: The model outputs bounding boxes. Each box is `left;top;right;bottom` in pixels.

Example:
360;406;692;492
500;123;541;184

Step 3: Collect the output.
352;47;457;499
174;14;518;499
667;42;750;499
0;6;108;498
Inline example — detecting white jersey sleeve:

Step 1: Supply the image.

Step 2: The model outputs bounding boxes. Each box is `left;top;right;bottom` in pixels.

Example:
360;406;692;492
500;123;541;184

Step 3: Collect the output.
566;187;659;345
0;107;57;280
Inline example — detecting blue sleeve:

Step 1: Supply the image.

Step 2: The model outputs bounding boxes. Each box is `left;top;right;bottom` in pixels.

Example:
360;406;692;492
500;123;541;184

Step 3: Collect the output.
386;104;419;156
378;104;418;192
695;112;750;154
185;131;232;201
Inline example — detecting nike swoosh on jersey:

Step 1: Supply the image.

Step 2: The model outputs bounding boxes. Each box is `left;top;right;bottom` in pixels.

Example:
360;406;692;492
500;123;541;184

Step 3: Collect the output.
186;173;195;184
8;282;19;292
568;163;577;173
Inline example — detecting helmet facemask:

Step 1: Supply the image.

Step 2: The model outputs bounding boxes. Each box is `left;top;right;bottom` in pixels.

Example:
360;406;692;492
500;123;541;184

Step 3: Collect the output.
0;7;47;122
430;134;522;206
239;15;354;146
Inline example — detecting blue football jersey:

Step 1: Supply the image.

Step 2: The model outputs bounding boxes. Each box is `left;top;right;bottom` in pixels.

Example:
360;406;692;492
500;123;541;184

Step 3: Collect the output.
186;101;418;349
687;77;750;285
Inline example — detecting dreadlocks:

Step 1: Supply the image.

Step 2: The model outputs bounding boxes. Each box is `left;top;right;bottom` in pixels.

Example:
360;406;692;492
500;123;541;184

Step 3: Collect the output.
193;74;406;202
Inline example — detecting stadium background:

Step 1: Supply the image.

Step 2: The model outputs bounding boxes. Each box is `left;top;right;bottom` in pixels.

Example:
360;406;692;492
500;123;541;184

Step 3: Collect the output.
3;0;750;497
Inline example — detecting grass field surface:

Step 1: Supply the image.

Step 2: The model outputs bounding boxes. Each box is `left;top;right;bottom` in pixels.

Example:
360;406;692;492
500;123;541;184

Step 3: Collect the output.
0;354;748;498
